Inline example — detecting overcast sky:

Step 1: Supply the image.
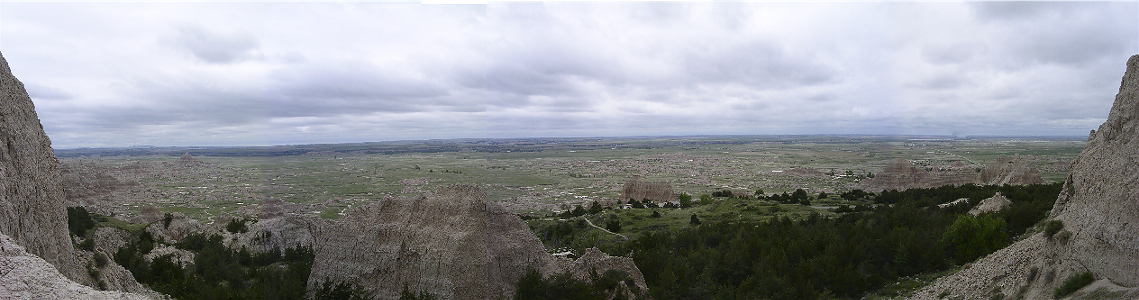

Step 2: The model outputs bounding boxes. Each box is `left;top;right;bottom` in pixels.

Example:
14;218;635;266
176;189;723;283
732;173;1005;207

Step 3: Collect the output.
2;2;1136;148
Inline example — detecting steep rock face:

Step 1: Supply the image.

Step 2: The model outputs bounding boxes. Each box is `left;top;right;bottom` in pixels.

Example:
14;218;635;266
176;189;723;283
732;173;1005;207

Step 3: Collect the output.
0;52;81;281
309;184;648;300
551;248;650;297
0;233;149;300
912;55;1139;299
1048;54;1139;288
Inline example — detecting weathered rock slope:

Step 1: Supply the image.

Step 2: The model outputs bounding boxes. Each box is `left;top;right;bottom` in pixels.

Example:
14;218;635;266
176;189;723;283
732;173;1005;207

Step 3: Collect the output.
0;51;81;281
0;233;148;300
623;176;675;203
309;184;648;300
911;55;1139;299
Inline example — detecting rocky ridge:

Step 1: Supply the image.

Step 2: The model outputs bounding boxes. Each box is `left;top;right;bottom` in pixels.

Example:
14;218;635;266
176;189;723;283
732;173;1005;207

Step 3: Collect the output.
0;51;81;281
862;156;1042;192
308;184;648;300
911;55;1139;299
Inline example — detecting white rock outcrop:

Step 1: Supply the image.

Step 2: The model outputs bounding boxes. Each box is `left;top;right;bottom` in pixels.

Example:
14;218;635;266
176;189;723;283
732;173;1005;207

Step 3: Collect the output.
0;233;149;300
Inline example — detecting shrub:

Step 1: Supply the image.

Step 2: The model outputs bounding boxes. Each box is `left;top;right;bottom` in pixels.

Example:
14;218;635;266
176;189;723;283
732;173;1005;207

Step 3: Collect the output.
699;194;713;205
79;238;95;251
1056;231;1072;244
1054;272;1094;298
689;214;701;226
1045;220;1064;238
227;219;249;234
163;213;174;229
677;193;692;208
67;207;98;237
651;211;661;218
606;219;621;233
94;252;108;268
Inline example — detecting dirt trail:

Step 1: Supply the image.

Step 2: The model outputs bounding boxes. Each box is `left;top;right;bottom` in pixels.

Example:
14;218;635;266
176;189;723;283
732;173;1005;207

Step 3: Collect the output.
582;216;628;240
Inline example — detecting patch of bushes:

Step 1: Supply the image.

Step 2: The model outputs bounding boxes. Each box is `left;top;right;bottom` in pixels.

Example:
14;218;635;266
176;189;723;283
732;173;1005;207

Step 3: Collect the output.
226;218;249;234
1045;220;1064;238
1054;272;1095;298
68;206;98;237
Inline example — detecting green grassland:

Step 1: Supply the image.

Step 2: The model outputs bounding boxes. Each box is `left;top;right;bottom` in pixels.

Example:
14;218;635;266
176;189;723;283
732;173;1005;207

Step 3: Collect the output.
62;136;1084;222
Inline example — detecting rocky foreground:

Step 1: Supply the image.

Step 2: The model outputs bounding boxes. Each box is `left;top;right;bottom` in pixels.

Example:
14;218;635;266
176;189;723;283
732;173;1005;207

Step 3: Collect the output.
911;55;1139;299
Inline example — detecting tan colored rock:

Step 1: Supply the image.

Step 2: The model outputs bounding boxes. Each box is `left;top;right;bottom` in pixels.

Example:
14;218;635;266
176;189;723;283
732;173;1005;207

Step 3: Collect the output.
912;54;1139;299
0;51;81;281
144;213;203;243
309;184;648;300
968;192;1012;216
979;155;1044;186
622;176;675;203
0;233;150;300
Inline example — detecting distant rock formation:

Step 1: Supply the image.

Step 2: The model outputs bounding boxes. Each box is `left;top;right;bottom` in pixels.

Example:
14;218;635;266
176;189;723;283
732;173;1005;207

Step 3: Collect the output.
0;51;81;281
0;233;149;299
979;156;1044;186
912;55;1139;299
862;156;1042;191
227;214;329;255
968;192;1012;216
308;184;648;300
623;176;675;203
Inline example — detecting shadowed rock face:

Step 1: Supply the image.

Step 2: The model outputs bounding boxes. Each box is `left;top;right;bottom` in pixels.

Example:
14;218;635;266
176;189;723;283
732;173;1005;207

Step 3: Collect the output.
0;52;80;281
0;233;149;300
309;184;648;300
912;55;1139;299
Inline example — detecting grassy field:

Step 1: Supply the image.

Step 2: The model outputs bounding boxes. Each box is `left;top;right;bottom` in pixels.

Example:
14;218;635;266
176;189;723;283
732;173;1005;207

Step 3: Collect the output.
60;136;1084;222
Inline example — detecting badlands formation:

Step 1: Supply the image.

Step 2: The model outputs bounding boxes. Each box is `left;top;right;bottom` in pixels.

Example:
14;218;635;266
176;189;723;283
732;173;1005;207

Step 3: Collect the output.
863;155;1042;192
0;52;150;298
912;55;1139;299
309;184;647;300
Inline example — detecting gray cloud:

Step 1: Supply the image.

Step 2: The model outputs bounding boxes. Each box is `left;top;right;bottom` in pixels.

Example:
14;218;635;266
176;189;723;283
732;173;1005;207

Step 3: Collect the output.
0;2;1135;147
175;26;259;64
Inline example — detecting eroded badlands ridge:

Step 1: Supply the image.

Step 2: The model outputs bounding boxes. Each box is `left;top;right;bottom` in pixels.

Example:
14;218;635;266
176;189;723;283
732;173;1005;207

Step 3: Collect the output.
308;184;647;300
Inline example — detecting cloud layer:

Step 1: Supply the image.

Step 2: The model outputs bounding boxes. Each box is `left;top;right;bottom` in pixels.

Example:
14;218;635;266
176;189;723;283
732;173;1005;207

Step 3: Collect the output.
1;2;1135;148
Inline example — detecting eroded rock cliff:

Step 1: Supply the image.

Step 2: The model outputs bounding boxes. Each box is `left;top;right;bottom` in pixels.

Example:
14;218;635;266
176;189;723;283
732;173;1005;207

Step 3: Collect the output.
863;156;1042;192
309;184;648;300
911;55;1139;299
0;52;81;281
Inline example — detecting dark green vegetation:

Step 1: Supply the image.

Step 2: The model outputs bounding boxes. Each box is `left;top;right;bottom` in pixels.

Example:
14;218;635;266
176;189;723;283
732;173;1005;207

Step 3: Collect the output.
1054;272;1095;298
515;268;641;300
113;231;317;299
68;206;99;237
531;183;1062;299
1045;220;1064;238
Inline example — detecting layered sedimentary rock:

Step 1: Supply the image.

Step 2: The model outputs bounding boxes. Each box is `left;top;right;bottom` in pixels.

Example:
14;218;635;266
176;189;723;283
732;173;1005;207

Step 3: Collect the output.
912;55;1139;299
622;176;675;203
0;52;81;281
863;156;1042;191
0;233;148;300
978;155;1044;186
227;214;328;254
309;184;648;300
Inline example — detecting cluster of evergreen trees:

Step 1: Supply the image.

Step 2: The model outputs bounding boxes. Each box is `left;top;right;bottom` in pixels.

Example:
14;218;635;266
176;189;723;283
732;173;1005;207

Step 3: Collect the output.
114;232;315;299
606;183;1061;299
